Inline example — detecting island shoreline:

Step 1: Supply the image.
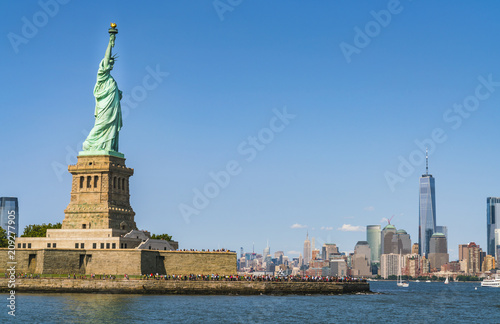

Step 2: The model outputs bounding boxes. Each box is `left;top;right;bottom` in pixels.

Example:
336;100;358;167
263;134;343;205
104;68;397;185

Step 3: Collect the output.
0;278;370;295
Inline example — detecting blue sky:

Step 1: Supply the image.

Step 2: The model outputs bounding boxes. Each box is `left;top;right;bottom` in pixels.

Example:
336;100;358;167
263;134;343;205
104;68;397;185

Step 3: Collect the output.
2;0;500;260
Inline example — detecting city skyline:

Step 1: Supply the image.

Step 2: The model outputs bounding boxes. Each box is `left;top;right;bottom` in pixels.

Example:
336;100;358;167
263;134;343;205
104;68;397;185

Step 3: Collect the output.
4;2;500;259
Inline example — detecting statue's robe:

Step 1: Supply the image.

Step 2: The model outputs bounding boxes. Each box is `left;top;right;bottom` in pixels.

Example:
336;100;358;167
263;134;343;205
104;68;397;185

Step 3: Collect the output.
83;58;122;152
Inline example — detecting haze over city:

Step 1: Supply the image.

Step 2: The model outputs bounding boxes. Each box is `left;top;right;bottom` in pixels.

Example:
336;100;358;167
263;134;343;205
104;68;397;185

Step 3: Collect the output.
4;1;500;260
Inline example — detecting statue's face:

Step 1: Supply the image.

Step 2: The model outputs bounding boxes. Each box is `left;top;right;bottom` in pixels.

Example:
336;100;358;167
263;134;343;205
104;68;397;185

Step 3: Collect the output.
109;60;114;70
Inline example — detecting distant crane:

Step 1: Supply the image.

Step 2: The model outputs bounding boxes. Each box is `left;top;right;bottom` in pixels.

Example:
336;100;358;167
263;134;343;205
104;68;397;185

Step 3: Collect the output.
387;215;394;225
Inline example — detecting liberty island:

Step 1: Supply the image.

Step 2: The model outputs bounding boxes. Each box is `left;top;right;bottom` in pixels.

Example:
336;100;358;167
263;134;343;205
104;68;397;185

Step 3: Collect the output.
0;24;367;295
0;24;235;278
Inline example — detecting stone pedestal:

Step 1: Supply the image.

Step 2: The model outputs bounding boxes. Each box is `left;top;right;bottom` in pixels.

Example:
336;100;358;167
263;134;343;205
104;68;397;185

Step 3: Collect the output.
62;154;137;231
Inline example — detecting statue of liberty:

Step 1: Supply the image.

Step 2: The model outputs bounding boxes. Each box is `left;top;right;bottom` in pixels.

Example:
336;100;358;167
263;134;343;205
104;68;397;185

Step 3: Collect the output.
82;23;123;156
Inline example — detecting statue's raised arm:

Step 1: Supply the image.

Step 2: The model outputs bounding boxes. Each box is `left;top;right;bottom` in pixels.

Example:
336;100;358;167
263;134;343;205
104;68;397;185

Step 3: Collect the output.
104;24;117;67
81;23;123;157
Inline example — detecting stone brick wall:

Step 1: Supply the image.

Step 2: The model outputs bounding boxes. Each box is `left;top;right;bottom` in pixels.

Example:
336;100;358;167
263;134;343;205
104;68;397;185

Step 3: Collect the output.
0;249;236;276
162;251;236;275
0;278;370;295
63;155;137;231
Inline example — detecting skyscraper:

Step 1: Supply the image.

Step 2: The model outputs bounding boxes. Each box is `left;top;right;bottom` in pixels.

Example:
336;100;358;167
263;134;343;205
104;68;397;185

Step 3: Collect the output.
394;229;412;254
486;197;500;256
303;232;311;266
435;225;448;240
321;243;339;260
263;240;270;258
0;197;19;237
381;224;396;255
466;242;482;274
495;229;500;266
428;232;449;270
419;151;436;257
458;244;469;261
352;241;372;277
366;225;381;264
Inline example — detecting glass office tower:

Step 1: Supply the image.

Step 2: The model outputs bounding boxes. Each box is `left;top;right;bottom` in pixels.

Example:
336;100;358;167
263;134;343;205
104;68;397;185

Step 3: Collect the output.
495;229;500;266
366;225;381;264
487;197;500;256
435;225;448;240
419;173;436;257
0;197;19;237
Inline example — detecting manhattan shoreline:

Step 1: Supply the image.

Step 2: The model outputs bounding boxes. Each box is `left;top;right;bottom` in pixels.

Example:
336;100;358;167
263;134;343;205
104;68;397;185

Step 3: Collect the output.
0;278;369;295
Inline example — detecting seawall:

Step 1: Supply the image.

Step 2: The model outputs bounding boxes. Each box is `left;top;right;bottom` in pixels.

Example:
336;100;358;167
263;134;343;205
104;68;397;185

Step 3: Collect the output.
0;278;370;295
0;249;237;276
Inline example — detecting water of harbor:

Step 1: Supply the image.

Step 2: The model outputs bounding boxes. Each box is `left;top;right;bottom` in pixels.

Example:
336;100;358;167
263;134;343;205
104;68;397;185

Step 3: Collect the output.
1;281;498;323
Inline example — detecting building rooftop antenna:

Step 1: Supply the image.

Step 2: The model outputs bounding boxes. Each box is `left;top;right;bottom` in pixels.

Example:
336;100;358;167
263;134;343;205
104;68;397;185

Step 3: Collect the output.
426;147;429;176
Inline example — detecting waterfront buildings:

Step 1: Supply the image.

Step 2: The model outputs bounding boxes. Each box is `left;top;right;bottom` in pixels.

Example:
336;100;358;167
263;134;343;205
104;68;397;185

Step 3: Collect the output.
274;251;284;265
380;253;400;279
487;197;500;257
403;254;421;278
321;243;339;260
458;244;468;261
419;153;436;257
0;197;19;237
411;243;419;255
496;229;500;267
420;256;430;275
460;242;484;274
441;261;460;273
328;259;348;277
306;260;329;276
482;255;496;272
312;249;320;261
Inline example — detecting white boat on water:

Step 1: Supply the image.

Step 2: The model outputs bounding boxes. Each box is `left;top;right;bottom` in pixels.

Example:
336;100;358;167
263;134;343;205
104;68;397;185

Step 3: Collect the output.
397;253;409;288
481;274;500;288
444;276;449;284
415;280;420;282
397;279;409;287
425;280;431;283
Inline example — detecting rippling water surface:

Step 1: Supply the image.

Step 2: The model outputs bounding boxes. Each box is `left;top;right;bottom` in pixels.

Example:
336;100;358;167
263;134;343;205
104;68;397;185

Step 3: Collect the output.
1;281;498;323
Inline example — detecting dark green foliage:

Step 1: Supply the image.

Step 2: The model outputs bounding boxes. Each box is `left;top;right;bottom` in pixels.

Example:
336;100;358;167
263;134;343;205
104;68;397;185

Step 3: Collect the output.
0;227;8;248
21;223;62;237
151;233;172;241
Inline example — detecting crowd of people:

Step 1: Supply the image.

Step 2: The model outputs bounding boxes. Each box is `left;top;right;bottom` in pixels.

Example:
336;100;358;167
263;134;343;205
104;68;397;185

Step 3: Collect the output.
8;272;364;283
7;273;40;279
174;249;230;252
140;273;366;283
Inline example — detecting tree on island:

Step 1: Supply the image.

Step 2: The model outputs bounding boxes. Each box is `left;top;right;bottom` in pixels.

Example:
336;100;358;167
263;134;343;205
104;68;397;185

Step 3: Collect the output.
0;227;8;248
21;223;62;237
151;233;173;241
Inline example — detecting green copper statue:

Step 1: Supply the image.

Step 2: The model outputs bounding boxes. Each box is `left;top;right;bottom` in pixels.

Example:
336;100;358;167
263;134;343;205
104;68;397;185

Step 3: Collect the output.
81;23;123;157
